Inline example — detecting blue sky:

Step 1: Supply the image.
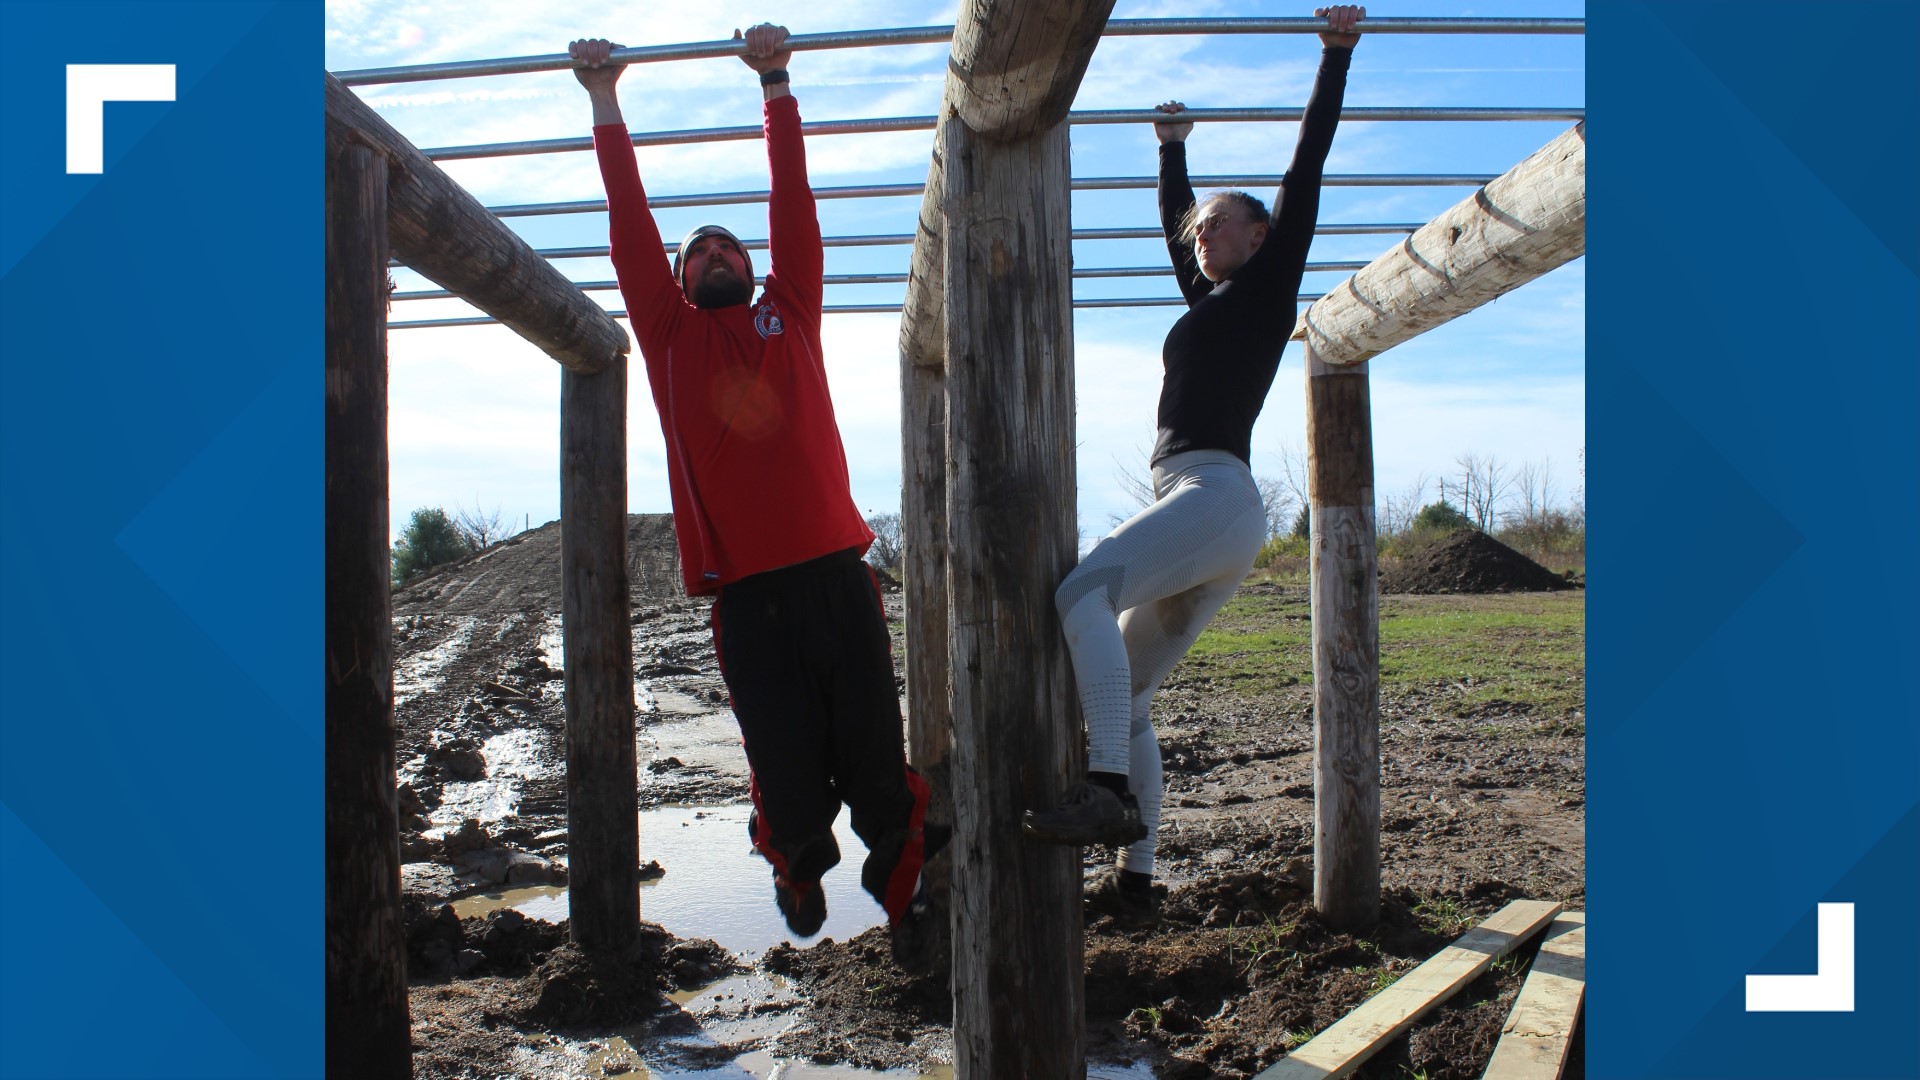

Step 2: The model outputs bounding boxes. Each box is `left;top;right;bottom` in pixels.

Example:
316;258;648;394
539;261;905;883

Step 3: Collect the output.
324;0;1585;548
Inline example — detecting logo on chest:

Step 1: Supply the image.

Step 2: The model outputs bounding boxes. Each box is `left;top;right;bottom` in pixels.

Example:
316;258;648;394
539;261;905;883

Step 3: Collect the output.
753;300;785;339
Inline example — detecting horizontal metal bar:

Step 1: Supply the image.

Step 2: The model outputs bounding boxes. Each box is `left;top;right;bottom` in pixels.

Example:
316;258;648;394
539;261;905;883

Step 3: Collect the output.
387;225;1420;266
336;27;956;87
1073;262;1367;279
485;174;1494;219
425;108;1581;162
488;183;922;218
334;18;1582;87
1066;106;1582;128
390;261;1372;300
1071;295;1321;308
389;293;1329;328
1103;17;1583;37
425;116;931;162
1070;173;1498;191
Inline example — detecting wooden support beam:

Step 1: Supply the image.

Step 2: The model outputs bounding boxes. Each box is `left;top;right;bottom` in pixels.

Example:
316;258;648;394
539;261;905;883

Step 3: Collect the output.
324;140;414;1079
899;100;954;921
943;114;1086;1080
1483;912;1586;1079
899;3;1114;1070
1292;123;1585;365
1305;346;1380;931
323;72;630;374
1257;899;1565;1080
948;1;1116;140
559;360;639;956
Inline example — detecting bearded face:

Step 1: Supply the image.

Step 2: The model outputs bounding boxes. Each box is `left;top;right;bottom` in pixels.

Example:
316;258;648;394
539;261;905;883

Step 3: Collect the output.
689;271;753;309
682;233;753;309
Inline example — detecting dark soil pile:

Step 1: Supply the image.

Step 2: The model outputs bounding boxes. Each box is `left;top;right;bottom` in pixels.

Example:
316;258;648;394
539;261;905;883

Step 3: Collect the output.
404;903;739;1079
403;896;734;1016
394;513;684;615
525;932;733;1026
1380;529;1575;595
761;932;954;1070
761;850;1574;1080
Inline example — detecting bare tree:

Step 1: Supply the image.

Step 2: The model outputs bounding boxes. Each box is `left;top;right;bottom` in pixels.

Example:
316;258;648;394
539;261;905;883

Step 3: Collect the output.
1273;440;1311;516
1107;448;1158;529
1454;452;1510;532
1378;472;1430;538
1571;446;1586;527
865;512;903;572
452;502;512;551
1255;476;1295;539
1505;457;1557;530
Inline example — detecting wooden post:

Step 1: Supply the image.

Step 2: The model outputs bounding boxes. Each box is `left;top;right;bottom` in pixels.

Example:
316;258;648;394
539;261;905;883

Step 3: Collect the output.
943;115;1086;1079
560;360;638;955
1285;126;1583;932
900;105;952;899
324;139;413;1079
1304;346;1380;930
324;73;629;375
327;70;639;959
894;2;1112;1072
1292;123;1585;365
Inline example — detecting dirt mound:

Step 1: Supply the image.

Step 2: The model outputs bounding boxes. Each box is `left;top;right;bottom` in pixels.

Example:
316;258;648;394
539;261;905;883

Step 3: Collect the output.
1380;529;1574;595
394;514;684;615
525;931;733;1026
761;930;953;1070
756;856;1564;1080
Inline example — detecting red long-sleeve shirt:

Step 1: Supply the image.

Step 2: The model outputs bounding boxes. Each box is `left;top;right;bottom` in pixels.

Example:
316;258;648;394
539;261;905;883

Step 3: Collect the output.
594;96;873;596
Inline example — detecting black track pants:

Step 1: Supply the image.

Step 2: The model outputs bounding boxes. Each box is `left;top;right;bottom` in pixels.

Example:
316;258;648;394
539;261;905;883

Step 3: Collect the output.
710;547;931;923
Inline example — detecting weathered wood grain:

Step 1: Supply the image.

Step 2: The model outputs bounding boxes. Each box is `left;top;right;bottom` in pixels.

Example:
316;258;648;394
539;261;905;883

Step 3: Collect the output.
1305;347;1380;931
1258;900;1565;1080
324;72;629;374
1483;912;1586;1079
560;360;639;955
901;89;953;833
948;0;1119;140
1292;123;1585;365
325;141;414;1079
943;115;1085;1080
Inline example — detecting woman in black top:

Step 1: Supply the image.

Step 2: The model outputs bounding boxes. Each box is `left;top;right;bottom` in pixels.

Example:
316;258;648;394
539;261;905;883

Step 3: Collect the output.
1024;6;1363;927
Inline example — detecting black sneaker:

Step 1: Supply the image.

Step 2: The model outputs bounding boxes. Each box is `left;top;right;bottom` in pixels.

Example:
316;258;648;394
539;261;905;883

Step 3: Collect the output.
1084;868;1161;930
889;876;939;974
1021;782;1148;846
773;869;826;937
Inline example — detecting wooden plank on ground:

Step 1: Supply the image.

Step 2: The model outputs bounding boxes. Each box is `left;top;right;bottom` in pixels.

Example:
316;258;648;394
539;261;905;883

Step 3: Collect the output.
1482;912;1585;1080
1256;899;1563;1080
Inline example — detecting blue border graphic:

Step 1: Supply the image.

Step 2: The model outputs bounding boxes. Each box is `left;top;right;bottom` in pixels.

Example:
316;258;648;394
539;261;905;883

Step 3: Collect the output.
2;2;1917;1077
1;3;322;1077
1588;2;1919;1077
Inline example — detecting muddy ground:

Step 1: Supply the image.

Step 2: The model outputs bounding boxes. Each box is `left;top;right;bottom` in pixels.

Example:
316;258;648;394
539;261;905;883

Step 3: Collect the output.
390;517;1584;1078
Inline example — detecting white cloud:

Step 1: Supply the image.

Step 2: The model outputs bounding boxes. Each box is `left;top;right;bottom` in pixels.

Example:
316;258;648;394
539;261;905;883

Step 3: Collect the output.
344;0;1586;550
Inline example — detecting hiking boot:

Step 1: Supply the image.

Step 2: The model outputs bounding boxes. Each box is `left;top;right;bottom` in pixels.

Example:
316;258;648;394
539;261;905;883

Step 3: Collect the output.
889;876;940;974
1021;782;1148;846
1084;868;1162;930
773;869;827;938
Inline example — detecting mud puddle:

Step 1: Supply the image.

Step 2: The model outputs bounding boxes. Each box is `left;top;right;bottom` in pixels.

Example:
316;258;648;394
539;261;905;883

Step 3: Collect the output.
455;804;889;959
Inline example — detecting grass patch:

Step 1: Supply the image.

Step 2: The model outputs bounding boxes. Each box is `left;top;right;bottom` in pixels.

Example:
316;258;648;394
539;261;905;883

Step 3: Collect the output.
1178;589;1584;719
1411;892;1473;936
1377;595;1585;716
1228;915;1302;975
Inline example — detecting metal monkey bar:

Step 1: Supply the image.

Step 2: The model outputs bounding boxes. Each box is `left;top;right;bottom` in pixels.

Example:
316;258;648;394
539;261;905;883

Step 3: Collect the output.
335;17;1582;86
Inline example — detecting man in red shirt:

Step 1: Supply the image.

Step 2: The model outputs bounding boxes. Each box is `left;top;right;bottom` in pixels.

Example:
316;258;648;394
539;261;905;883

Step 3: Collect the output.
570;27;943;967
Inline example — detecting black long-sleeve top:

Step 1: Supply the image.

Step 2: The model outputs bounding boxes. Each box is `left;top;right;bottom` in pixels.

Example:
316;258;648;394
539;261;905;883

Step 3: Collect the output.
1150;46;1352;467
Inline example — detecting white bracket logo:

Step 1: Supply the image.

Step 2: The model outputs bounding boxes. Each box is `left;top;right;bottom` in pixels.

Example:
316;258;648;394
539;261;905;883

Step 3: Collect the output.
1745;902;1854;1012
67;64;176;174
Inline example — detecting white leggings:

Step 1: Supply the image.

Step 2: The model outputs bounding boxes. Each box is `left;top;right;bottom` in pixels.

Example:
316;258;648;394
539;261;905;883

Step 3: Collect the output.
1054;449;1268;875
